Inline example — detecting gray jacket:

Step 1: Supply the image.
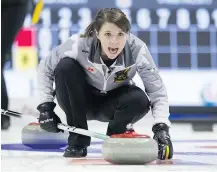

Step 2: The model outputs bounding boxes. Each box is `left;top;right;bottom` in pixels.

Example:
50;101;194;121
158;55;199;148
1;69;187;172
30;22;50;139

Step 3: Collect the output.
37;33;171;126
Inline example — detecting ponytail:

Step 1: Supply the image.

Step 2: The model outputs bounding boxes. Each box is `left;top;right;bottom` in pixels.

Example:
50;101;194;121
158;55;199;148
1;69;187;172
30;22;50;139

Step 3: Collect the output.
83;21;95;37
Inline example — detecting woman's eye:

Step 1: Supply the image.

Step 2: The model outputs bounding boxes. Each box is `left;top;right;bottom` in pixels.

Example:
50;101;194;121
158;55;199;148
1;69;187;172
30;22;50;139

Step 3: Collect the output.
118;33;124;36
105;33;111;36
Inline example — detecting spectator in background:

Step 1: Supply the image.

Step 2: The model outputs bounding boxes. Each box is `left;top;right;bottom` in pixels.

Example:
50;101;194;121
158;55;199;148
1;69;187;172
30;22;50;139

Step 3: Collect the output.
1;0;43;129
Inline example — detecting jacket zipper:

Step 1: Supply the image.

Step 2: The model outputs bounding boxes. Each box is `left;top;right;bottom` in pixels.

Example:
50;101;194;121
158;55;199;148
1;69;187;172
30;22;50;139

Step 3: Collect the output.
88;56;136;93
101;67;109;93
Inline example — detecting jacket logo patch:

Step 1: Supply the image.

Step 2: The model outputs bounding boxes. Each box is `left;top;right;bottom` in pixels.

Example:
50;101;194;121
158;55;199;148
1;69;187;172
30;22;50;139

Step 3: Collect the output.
86;65;96;73
114;68;130;83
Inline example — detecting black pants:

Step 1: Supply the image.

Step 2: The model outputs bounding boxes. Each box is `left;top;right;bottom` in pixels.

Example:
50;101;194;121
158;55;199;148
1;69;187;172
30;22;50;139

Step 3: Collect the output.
1;2;28;127
54;58;151;147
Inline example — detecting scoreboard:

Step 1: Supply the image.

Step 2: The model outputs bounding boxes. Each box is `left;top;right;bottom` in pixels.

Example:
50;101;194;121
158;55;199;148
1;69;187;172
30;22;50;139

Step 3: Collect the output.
36;0;217;70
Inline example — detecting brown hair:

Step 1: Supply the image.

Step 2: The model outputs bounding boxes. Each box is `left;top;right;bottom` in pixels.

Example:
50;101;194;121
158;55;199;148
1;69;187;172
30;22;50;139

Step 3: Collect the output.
83;8;131;37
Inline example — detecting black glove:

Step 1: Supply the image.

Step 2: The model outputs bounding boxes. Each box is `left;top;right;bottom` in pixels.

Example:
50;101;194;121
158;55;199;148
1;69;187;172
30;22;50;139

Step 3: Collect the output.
152;123;173;160
37;102;62;133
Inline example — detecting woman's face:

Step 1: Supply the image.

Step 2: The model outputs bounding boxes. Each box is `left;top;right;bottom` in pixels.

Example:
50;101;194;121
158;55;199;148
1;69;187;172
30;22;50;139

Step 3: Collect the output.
96;22;128;59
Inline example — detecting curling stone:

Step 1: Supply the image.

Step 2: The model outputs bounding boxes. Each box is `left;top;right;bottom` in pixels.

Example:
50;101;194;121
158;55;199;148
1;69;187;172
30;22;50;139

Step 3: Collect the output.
102;131;158;164
57;123;158;164
22;122;68;149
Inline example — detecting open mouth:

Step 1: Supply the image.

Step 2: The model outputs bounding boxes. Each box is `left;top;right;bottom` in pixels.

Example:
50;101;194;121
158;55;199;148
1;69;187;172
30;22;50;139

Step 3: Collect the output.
108;47;119;54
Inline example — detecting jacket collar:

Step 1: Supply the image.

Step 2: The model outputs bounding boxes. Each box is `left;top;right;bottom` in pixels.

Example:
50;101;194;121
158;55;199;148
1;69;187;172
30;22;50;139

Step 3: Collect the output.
88;38;135;67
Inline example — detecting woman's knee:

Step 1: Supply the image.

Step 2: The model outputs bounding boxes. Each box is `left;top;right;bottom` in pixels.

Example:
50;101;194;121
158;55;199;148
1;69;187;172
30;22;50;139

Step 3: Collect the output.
55;57;78;74
134;89;150;112
121;86;151;114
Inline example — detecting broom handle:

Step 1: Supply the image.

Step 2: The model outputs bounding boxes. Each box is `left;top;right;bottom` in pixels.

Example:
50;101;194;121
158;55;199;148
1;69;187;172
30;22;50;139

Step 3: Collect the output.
57;123;109;140
1;109;109;140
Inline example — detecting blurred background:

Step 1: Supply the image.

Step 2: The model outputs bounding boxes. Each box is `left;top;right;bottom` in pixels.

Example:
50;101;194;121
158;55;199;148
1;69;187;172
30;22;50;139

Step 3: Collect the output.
2;0;217;132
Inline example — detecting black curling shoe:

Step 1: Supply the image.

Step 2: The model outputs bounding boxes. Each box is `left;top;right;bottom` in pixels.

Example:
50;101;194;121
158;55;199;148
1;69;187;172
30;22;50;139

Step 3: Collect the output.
63;146;87;158
1;115;10;130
